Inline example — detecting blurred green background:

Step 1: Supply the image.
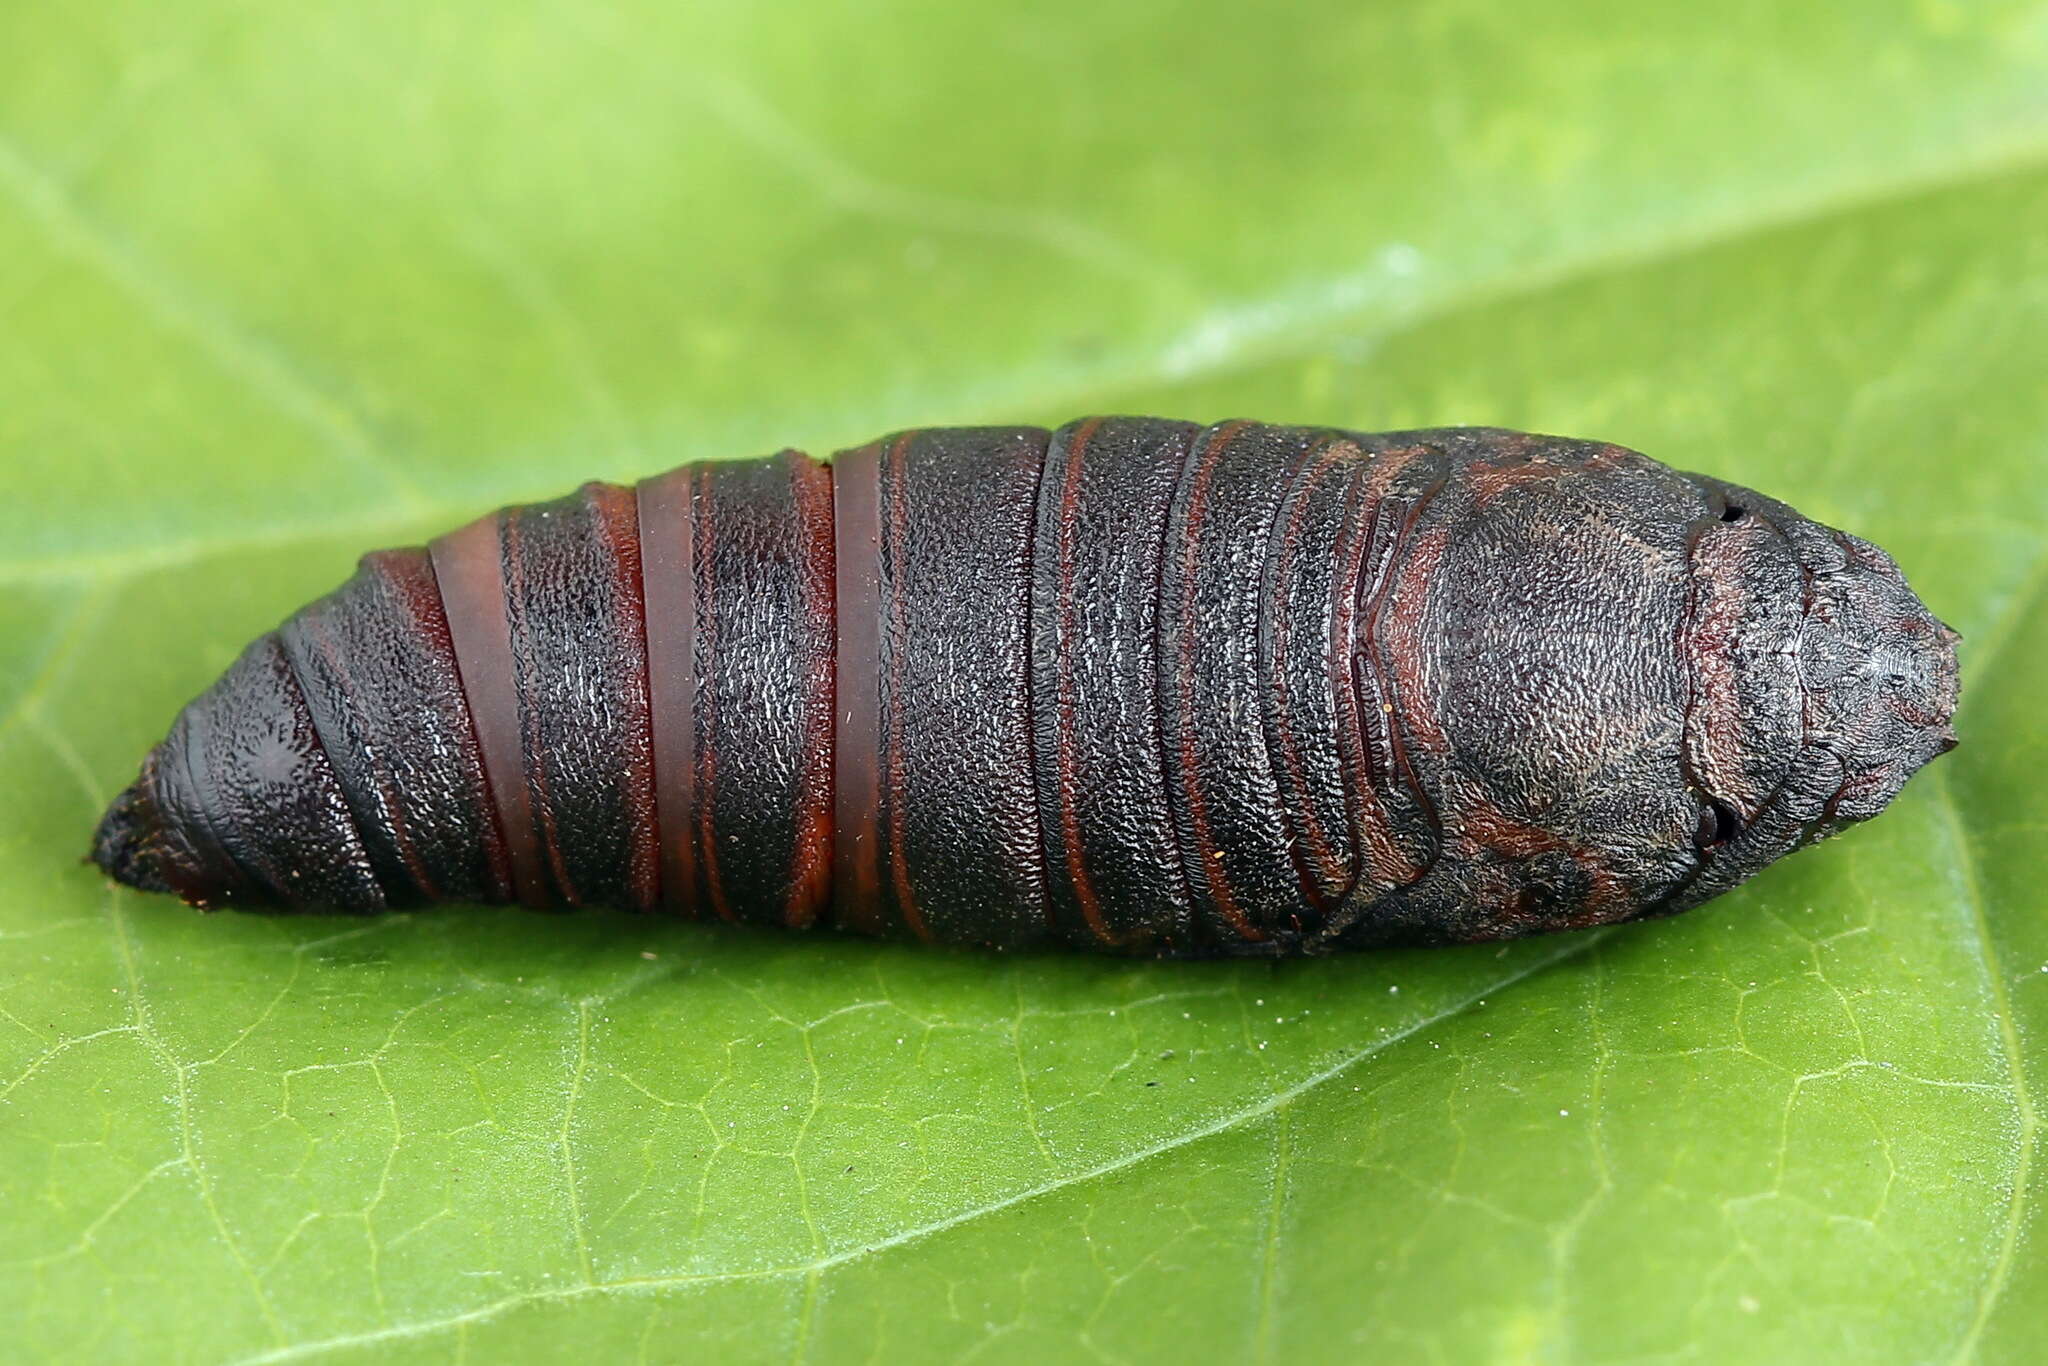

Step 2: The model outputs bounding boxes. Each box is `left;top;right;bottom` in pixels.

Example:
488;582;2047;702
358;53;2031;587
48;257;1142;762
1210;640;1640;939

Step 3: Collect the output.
3;2;2047;1362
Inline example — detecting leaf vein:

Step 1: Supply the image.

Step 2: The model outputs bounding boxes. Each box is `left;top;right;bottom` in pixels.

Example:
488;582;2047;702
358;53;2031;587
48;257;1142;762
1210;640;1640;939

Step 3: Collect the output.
223;932;1604;1365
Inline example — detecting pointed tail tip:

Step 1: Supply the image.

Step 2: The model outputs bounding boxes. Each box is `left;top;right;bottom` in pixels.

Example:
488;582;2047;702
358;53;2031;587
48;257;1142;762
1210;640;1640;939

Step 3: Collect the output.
88;781;175;895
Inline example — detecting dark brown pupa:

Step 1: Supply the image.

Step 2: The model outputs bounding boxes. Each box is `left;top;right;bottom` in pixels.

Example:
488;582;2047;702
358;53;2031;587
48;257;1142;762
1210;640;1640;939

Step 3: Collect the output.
91;420;1962;956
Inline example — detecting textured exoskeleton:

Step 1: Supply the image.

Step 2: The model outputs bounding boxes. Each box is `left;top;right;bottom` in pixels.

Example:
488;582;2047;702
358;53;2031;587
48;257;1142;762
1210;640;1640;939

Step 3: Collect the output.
92;420;1962;955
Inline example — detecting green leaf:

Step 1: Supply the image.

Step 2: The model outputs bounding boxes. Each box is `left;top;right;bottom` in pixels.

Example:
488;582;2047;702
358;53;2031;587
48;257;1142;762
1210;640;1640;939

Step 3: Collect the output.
2;2;2045;1361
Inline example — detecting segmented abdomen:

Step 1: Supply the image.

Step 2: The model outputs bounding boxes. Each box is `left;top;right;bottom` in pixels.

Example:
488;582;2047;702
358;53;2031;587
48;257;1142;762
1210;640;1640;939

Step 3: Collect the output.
152;418;1452;955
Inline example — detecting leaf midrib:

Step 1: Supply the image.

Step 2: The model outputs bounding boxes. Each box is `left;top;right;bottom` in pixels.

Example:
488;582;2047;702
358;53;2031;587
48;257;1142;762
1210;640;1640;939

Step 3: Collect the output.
4;126;2048;587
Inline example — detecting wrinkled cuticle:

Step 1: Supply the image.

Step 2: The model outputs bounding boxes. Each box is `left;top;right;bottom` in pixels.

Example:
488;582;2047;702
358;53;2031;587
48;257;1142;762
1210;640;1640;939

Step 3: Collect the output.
1638;741;1845;923
1744;505;1823;835
1676;495;1808;858
1672;513;1713;836
1773;509;1898;851
1647;498;1834;922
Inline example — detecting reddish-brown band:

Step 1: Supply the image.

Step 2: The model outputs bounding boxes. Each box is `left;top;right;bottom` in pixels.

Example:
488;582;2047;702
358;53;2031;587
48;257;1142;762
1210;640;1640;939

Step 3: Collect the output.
787;453;837;929
1263;434;1353;912
832;442;884;936
429;515;549;908
636;467;700;917
1366;478;1451;842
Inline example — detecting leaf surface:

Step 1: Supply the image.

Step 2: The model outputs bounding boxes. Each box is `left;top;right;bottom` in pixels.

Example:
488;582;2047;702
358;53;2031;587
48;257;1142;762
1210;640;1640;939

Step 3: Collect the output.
2;2;2046;1361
